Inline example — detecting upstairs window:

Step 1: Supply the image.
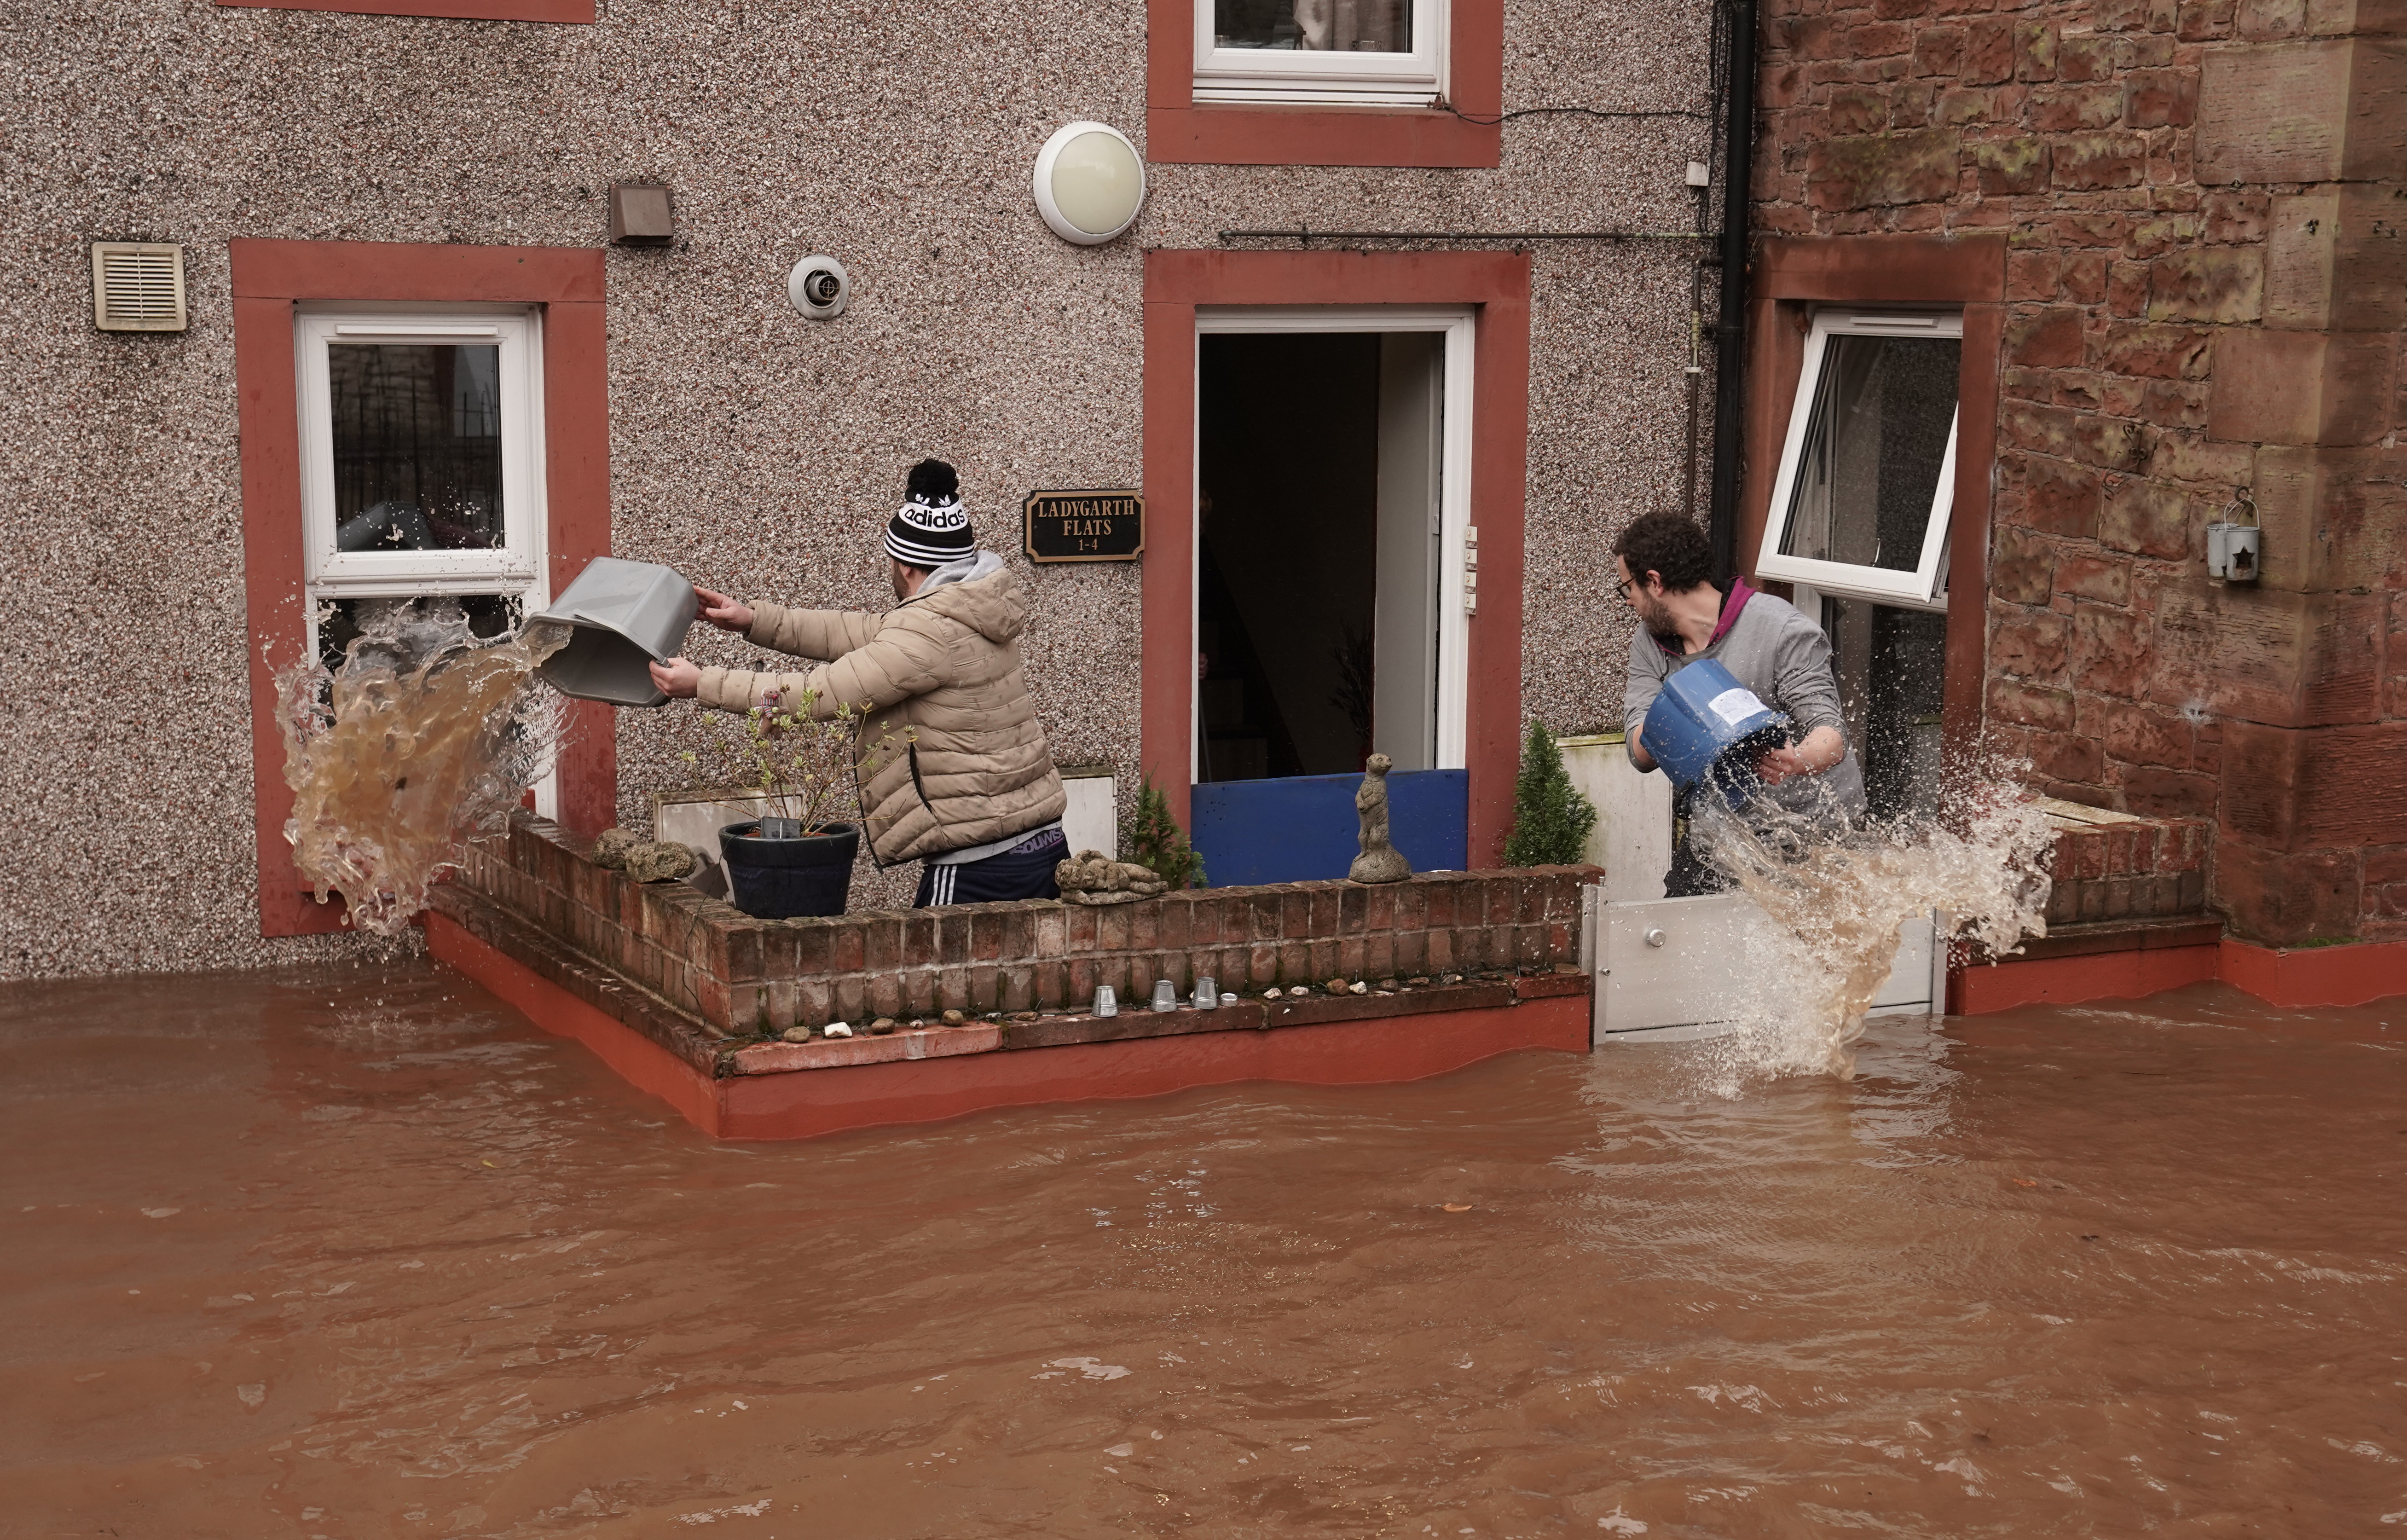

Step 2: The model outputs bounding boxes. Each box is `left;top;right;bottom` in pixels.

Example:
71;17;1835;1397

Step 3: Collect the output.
295;307;547;668
1757;310;1961;611
1195;0;1447;105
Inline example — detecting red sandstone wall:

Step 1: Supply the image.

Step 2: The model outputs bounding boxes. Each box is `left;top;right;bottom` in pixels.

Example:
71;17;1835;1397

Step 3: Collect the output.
1753;0;2407;944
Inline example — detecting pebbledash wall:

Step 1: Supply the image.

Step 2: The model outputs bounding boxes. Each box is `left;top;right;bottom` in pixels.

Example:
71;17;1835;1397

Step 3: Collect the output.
0;0;1718;978
1746;0;2407;945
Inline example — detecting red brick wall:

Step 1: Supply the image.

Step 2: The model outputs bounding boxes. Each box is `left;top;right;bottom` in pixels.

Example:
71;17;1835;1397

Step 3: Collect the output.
1752;0;2407;944
457;815;1591;1039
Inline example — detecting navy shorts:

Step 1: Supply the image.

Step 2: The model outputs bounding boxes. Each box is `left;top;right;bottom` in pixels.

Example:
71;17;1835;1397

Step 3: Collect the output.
915;826;1067;907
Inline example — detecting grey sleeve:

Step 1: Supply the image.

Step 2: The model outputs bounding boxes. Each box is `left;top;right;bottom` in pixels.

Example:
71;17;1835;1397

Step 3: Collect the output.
1622;626;1668;768
1771;609;1846;737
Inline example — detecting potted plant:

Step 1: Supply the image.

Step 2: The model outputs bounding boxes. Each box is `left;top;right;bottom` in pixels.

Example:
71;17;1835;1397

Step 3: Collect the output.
683;687;882;920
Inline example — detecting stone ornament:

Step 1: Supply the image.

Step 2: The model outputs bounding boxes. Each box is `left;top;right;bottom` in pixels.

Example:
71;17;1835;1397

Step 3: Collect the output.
589;826;700;884
1056;850;1170;906
1348;754;1413;885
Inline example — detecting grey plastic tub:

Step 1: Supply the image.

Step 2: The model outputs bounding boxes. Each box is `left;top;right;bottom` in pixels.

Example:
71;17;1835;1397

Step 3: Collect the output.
532;557;698;708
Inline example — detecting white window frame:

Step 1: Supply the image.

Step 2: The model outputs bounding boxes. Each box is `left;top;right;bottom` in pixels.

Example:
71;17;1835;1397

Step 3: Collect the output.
295;303;555;816
295;304;546;602
1756;308;1961;613
1192;306;1475;778
1193;0;1447;106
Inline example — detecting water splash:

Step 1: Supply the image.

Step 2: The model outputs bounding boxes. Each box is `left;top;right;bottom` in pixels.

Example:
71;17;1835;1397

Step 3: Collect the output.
1690;765;2057;1080
276;600;567;936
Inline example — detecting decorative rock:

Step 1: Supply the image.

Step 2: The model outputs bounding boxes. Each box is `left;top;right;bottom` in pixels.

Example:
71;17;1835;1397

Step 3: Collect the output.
1325;978;1349;996
1407;976;1432;987
1055;850;1170;906
1264;987;1283;999
622;840;700;883
823;1022;854;1038
940;1009;966;1026
1348;980;1368;995
869;1017;897;1035
781;1025;813;1043
590;827;642;869
1347;754;1413;884
1377;978;1400;992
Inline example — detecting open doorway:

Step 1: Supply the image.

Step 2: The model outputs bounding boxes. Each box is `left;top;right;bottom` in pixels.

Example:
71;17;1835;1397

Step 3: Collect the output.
1190;309;1470;883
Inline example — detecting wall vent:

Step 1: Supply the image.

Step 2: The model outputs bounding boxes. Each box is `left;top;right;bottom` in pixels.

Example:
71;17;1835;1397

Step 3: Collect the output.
92;242;187;332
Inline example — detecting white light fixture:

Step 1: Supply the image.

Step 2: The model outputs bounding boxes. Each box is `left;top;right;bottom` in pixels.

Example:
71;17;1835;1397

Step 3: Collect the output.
1033;121;1145;246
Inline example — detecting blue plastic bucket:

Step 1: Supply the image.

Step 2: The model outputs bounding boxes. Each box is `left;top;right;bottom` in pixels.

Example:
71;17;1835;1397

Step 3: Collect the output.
1642;658;1794;805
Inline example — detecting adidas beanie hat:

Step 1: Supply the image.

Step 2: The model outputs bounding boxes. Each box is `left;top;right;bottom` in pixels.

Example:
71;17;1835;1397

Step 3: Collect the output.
885;458;976;569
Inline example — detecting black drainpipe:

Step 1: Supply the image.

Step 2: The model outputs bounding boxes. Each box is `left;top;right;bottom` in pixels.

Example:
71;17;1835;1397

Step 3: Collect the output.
1707;0;1758;588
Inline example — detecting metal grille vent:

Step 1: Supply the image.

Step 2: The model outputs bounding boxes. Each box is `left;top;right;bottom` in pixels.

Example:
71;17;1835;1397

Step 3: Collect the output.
92;242;187;332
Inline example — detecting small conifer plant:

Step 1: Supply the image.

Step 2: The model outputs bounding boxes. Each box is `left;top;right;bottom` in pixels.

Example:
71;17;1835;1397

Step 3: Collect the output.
1503;719;1599;867
1123;772;1207;890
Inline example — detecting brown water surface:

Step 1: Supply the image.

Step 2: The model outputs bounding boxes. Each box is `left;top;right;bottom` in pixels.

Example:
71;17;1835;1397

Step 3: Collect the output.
5;962;2403;1537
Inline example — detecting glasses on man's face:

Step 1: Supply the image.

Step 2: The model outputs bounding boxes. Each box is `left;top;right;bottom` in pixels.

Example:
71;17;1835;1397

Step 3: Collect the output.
1615;574;1643;605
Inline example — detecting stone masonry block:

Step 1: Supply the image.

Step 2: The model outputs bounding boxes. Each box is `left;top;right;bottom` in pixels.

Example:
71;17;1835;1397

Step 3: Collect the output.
2251;445;2407;592
2196;38;2407;185
1971;136;2051;193
2212;837;2364;944
2148;585;2383;726
2148;248;2264;324
2008;307;2087;367
2267;186;2407;331
1808;129;1962;208
2101;476;2200;557
2221;719;2407;849
2053;131;2151;189
2209;329;2400;446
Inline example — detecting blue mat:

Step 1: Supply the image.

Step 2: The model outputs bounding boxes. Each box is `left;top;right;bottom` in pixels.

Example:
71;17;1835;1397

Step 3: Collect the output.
1191;769;1468;887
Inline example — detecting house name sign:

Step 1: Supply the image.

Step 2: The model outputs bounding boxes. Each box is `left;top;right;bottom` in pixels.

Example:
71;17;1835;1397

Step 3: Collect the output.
1023;489;1144;563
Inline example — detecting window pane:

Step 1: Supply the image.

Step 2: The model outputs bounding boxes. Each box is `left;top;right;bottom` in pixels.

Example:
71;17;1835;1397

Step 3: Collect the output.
1781;334;1959;574
329;343;505;554
1213;0;1411;52
1819;596;1947;823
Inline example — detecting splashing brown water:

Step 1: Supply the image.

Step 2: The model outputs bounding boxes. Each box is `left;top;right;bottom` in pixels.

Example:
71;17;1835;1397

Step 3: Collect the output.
1692;773;2058;1080
276;603;566;936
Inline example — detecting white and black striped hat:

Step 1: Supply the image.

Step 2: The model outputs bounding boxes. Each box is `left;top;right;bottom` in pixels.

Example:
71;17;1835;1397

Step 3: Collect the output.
885;458;976;569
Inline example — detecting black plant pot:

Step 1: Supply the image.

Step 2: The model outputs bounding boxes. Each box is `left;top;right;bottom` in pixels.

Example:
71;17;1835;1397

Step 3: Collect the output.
718;820;859;920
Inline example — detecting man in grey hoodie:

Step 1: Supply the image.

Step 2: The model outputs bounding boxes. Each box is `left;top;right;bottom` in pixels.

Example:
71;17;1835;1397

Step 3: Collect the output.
649;459;1069;906
1616;511;1866;897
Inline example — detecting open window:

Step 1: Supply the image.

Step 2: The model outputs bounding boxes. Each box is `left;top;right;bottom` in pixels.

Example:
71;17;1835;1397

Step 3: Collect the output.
1194;0;1446;105
1757;309;1961;611
294;307;549;673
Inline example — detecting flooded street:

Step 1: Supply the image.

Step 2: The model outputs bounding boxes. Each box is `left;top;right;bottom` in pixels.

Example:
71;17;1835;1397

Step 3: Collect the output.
4;961;2402;1537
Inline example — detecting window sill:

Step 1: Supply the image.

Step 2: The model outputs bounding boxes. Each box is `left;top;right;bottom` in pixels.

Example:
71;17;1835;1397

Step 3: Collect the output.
214;0;593;22
1146;102;1497;168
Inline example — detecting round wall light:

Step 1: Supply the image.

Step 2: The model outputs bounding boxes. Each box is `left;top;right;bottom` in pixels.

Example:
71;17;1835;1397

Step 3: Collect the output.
1033;121;1145;245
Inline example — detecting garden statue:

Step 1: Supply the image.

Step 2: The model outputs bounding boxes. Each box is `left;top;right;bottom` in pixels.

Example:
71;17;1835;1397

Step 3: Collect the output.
1348;754;1412;884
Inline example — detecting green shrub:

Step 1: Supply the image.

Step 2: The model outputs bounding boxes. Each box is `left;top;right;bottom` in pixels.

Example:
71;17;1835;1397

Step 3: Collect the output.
1503;720;1598;867
1122;772;1206;889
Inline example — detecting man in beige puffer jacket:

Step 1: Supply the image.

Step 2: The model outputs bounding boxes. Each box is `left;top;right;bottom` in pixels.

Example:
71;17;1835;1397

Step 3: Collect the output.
648;460;1069;906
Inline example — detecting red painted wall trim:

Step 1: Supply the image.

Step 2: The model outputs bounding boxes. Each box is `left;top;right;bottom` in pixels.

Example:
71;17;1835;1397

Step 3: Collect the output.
1145;0;1500;167
230;239;614;939
215;0;592;23
1140;249;1531;863
1952;944;2220;1015
2217;937;2407;1009
1743;234;2008;768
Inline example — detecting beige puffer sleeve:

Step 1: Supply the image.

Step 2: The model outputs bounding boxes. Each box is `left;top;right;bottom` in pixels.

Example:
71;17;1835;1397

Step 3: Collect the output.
695;662;832;717
812;610;953;715
744;604;880;662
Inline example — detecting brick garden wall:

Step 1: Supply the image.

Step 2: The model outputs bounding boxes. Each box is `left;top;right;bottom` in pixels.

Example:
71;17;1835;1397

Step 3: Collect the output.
1751;0;2407;944
453;814;1591;1042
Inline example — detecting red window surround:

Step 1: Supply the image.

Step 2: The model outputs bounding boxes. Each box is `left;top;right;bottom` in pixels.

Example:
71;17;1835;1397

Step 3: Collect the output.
1146;0;1502;168
1141;249;1532;865
214;0;590;23
231;238;614;939
1738;233;2008;767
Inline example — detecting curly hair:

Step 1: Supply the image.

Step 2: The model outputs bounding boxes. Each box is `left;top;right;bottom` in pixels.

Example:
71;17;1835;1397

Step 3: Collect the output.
1612;511;1713;594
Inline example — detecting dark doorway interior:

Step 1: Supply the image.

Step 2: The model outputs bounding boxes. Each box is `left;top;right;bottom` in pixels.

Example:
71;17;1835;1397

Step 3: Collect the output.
1814;595;1947;822
1197;330;1442;782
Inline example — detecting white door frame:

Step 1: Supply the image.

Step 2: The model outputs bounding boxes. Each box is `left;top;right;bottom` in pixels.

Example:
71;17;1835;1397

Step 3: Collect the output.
1192;306;1476;782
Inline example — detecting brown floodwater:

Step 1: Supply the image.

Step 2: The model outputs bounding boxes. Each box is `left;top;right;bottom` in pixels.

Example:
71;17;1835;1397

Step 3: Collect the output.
5;961;2403;1538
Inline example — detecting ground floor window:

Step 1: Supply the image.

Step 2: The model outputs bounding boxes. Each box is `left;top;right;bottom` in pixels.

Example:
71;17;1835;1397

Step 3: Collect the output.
295;308;548;676
1758;310;1961;609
